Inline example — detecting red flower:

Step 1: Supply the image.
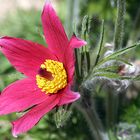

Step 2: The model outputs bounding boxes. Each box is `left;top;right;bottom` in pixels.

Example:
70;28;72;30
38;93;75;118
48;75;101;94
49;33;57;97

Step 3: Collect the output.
0;2;86;137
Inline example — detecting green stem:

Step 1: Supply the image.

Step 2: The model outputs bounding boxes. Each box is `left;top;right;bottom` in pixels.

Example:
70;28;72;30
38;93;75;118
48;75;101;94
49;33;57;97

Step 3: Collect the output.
106;88;119;130
95;20;105;66
84;108;107;140
80;15;91;77
80;32;86;78
110;0;125;133
80;51;85;78
75;102;109;140
75;49;80;79
114;0;126;50
84;26;91;73
79;87;109;140
86;51;90;72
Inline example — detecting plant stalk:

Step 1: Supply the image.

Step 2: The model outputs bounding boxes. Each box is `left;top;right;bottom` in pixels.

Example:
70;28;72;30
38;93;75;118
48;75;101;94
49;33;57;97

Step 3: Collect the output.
106;87;119;130
79;86;109;140
94;20;105;66
114;0;126;50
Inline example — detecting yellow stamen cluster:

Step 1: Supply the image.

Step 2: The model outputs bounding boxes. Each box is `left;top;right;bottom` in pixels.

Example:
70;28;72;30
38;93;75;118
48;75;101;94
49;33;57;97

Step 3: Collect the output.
36;60;67;94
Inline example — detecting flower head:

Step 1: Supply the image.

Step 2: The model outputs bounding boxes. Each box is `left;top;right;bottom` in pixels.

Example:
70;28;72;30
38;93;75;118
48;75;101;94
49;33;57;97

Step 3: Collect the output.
0;2;86;137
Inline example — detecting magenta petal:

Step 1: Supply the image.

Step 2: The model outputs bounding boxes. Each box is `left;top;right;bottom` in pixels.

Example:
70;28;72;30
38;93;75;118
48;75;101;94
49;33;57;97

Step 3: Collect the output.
41;2;69;62
65;35;87;83
69;35;87;48
58;87;80;106
41;3;86;83
0;36;56;78
64;49;75;83
41;2;74;83
0;78;48;115
12;95;59;137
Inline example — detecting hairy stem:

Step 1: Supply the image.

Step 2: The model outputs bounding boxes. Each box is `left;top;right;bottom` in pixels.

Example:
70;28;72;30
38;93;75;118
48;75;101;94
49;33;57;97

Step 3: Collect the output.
114;0;126;50
75;49;80;79
79;87;109;140
94;20;104;66
86;51;90;72
106;88;119;130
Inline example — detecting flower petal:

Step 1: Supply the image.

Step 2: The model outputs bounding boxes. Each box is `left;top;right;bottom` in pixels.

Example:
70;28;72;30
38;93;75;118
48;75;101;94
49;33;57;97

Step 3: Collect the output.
0;36;56;78
63;47;75;83
12;94;59;137
0;78;48;115
69;34;87;48
65;35;87;83
58;87;80;106
41;2;69;62
41;3;87;83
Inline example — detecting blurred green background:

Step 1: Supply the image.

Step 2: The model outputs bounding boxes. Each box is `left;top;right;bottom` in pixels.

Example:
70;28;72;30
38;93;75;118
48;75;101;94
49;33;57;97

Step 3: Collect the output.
0;0;140;139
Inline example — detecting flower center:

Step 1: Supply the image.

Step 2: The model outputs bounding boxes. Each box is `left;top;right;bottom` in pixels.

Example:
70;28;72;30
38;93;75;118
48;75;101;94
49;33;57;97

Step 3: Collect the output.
36;60;67;94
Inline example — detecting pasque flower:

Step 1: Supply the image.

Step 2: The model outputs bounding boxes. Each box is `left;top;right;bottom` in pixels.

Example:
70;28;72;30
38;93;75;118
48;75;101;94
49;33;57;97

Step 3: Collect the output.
0;2;86;137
